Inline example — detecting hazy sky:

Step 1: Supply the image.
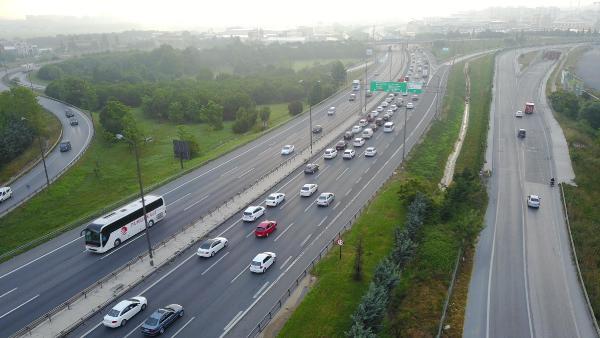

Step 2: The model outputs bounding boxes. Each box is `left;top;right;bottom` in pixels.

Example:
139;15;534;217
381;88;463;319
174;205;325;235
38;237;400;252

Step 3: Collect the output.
0;0;595;29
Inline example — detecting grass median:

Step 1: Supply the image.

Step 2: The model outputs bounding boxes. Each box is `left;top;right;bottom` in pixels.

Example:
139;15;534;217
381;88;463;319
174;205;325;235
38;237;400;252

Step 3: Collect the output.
0;102;295;259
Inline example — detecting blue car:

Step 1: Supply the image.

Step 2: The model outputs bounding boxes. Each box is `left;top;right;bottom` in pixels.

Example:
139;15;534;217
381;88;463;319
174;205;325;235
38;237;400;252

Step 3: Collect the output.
141;304;184;336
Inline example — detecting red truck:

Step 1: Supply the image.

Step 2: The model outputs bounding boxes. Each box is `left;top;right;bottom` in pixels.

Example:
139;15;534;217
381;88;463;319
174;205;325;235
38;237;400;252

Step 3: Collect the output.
525;102;535;114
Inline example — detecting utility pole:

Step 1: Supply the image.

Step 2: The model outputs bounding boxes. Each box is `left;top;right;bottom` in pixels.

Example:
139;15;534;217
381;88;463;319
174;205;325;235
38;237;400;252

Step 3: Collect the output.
402;106;408;162
389;46;393;81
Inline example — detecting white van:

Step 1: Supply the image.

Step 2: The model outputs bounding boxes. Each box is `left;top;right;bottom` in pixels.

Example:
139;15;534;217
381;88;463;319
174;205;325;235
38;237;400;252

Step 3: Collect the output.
383;122;395;132
362;128;373;139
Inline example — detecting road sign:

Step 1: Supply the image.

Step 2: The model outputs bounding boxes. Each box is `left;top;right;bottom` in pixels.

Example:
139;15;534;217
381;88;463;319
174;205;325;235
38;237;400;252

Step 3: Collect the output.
337;239;344;246
407;81;423;94
370;81;407;93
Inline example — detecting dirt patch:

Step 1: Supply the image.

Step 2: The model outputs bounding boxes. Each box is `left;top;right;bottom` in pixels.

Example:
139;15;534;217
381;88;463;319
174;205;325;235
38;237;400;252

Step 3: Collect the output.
260;274;318;338
442;248;474;337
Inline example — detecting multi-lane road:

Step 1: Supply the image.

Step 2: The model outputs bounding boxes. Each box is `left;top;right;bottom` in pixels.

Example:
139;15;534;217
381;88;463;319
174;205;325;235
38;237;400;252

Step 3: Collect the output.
0;67;94;217
464;48;597;337
0;47;431;337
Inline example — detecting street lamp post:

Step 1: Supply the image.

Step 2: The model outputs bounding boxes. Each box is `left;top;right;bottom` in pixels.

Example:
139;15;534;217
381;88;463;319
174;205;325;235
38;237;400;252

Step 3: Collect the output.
300;79;318;156
402;106;408;162
116;133;154;267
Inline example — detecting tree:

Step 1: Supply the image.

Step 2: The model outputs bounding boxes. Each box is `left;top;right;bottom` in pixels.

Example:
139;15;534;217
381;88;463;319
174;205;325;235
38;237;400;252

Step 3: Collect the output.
100;100;129;134
549;90;579;119
288;101;303;115
232;107;258;134
176;125;200;157
452;209;482;248
346;321;377;338
259;106;271;128
392;228;415;267
37;64;63;81
331;60;347;85
578;101;600;129
372;257;399;292
353;283;388;331
201;101;224;130
353;237;364;281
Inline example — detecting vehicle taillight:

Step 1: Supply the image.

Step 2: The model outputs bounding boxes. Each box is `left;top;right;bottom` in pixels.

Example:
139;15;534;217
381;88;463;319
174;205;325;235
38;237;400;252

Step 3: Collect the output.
112;321;117;323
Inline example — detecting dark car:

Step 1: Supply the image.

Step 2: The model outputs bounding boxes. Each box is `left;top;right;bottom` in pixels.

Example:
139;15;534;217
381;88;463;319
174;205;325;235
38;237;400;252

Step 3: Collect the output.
343;131;353;140
518;129;526;138
59;140;71;152
64;109;74;118
369;123;379;132
312;125;322;133
382;113;390;121
69;117;78;126
141;304;184;336
375;117;384;126
335;140;347;150
304;163;319;174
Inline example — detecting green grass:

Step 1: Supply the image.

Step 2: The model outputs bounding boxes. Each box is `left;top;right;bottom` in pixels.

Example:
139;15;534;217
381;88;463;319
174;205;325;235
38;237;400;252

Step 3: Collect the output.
0;102;294;258
518;51;538;71
0;107;62;184
278;175;406;338
431;39;507;62
288;58;360;72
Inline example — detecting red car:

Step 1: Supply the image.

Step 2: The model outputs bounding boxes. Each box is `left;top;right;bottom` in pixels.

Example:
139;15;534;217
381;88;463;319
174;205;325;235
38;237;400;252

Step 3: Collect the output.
255;221;277;237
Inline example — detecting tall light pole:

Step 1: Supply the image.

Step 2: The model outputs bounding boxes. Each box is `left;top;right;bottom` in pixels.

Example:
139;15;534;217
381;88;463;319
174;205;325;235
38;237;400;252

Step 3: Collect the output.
388;46;393;82
402;106;408;162
299;79;318;156
21;117;50;187
116;133;154;267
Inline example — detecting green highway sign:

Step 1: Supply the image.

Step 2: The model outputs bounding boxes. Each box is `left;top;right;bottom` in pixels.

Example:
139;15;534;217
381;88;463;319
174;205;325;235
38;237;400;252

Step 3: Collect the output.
370;81;406;93
407;81;423;94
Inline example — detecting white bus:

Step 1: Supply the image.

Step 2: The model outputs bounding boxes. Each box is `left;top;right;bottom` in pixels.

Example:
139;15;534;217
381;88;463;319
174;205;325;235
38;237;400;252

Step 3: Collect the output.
352;80;360;91
83;195;166;253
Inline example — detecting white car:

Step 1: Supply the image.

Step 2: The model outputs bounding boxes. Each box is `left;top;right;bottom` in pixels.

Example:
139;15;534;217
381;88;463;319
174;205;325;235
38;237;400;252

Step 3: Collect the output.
103;297;147;328
250;252;276;273
515;110;524;118
381;101;389;108
406;102;414;109
343;149;356;159
353;137;365;147
370;110;379;117
358;119;368;127
0;187;12;202
323;148;338;159
265;192;285;207
317;192;335;207
527;195;541;208
300;183;318;197
242;205;265;222
197;237;228;257
328;107;336;115
386;109;394;116
376;106;384;113
385;97;393;103
390;104;398;111
281;145;294;155
383;122;395;132
352;125;362;134
365;147;377;157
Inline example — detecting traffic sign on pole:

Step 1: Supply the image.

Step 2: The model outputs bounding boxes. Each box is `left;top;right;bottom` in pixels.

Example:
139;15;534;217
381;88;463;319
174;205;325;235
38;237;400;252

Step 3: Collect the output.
370;81;407;93
407;81;423;94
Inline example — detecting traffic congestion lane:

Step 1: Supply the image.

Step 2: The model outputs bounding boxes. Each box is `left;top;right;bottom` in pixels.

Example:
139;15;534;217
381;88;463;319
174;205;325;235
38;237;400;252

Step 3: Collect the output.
0;51;408;337
73;58;448;338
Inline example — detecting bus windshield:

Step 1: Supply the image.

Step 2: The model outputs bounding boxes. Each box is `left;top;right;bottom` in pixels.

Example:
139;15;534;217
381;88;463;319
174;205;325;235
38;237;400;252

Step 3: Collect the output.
84;229;101;247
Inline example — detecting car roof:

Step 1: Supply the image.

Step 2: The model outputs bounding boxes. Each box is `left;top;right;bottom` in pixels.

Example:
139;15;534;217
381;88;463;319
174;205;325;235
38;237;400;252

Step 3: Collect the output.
112;299;135;311
254;252;273;260
245;205;262;211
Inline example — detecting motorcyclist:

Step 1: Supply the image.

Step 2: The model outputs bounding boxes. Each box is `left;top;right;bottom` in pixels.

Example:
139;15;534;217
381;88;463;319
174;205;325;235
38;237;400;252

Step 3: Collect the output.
550;177;555;186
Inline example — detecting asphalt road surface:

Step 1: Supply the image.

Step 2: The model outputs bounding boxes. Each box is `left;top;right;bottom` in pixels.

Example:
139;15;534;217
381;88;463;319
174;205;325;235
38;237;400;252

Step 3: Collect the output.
0;68;94;217
0;48;423;337
68;51;451;338
463;49;597;338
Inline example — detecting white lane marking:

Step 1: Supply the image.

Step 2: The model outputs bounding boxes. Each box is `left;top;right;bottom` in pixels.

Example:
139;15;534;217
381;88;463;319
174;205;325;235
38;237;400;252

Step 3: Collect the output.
201;252;230;276
277;171;303;191
245;229;256;238
304;199;318;213
100;233;145;260
333;201;340;210
273;222;294;242
279;195;297;210
230;265;250;284
171;316;196;338
123;321;145;338
300;233;313;247
316;217;328;227
79;321;102;338
0;235;82;280
335;168;350;181
258;147;272;156
138;253;196;296
183;194;210;211
220;166;238;177
0;294;39;319
0;287;17;298
223;311;244;332
253;281;270;299
279;256;293;270
166;192;191;207
315;166;330;178
345;189;352;197
355;177;362;185
217;218;243;238
236;167;255;179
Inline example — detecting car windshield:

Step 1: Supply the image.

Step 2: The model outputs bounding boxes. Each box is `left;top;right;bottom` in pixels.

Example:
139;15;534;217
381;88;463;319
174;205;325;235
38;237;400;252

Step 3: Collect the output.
267;196;275;200
251;261;261;266
145;317;159;326
200;241;212;249
107;309;120;317
84;229;100;246
244;211;252;216
256;226;265;231
302;187;309;190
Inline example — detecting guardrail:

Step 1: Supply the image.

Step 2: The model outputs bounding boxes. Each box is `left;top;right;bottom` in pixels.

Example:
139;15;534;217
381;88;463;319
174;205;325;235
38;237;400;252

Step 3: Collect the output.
558;183;600;336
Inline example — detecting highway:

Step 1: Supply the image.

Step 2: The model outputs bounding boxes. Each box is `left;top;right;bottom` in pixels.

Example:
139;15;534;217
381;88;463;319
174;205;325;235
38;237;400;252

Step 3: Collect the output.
67;48;451;338
0;67;94;217
0;47;417;337
463;48;597;337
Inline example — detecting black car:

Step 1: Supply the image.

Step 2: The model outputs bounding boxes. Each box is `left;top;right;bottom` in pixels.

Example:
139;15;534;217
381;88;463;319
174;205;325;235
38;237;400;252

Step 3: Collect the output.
59;141;71;152
141;304;184;336
69;117;78;126
335;140;347;150
312;125;322;133
304;163;320;174
375;117;384;126
343;131;353;140
369;123;379;132
64;109;74;118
